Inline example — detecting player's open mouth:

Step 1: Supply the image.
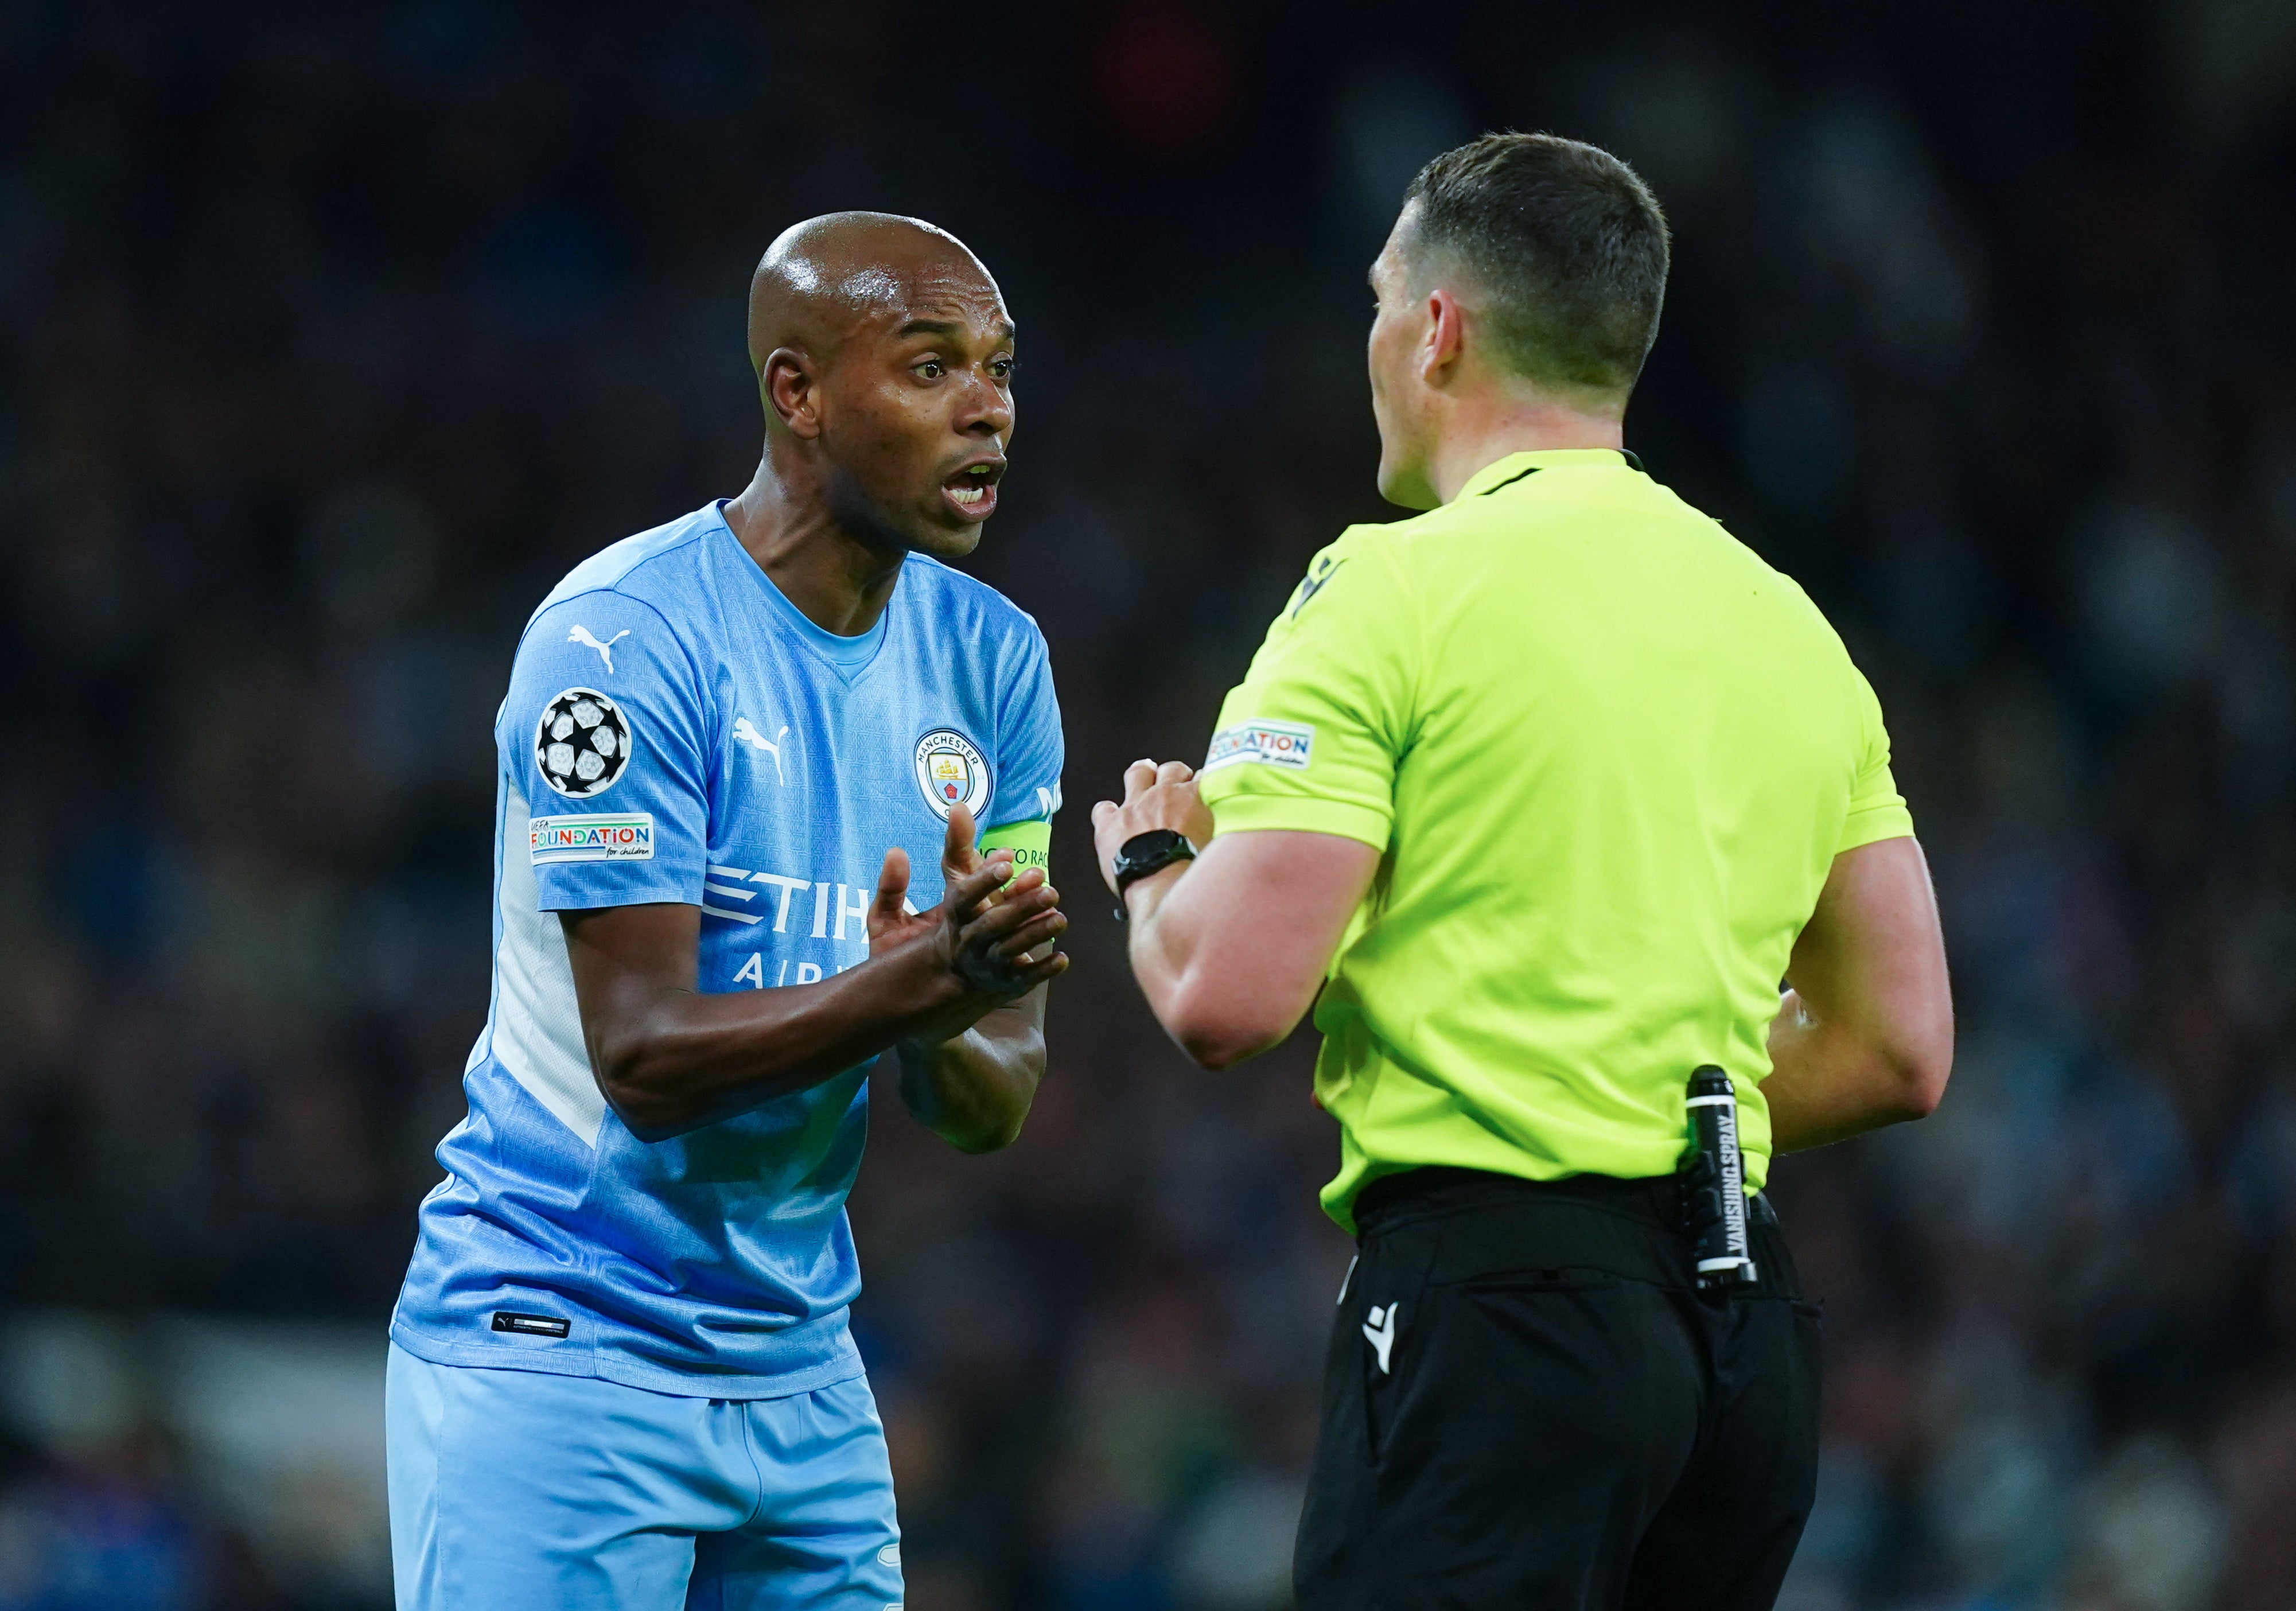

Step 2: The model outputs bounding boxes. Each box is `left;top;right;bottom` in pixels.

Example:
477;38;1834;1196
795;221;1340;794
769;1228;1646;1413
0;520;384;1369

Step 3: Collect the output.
943;460;1003;520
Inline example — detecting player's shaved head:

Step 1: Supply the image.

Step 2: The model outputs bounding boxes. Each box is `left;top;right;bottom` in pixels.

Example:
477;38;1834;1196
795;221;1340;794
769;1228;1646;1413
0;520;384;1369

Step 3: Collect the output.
733;210;1017;563
746;212;1002;376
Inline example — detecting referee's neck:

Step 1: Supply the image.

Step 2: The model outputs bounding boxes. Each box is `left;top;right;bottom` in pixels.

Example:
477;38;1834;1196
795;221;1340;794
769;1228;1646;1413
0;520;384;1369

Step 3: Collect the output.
1425;403;1626;505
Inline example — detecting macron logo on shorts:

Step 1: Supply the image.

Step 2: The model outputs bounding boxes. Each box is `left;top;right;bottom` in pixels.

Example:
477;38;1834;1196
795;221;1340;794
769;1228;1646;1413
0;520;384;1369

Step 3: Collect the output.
1363;1303;1399;1374
1204;719;1314;773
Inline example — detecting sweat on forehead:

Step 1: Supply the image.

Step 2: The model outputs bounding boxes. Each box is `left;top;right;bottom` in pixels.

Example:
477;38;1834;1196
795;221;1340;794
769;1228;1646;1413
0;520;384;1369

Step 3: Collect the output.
746;211;998;368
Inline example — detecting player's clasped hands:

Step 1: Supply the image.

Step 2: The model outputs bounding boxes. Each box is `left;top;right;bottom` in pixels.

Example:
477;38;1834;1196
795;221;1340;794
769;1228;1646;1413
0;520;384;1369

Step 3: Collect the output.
867;804;1069;1015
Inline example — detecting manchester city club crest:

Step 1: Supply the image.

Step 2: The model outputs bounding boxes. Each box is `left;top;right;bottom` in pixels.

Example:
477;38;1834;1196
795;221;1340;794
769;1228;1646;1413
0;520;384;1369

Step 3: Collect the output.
913;727;993;822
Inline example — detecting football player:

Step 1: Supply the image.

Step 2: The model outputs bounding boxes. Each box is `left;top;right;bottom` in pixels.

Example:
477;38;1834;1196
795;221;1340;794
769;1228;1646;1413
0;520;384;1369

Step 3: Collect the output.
387;213;1065;1608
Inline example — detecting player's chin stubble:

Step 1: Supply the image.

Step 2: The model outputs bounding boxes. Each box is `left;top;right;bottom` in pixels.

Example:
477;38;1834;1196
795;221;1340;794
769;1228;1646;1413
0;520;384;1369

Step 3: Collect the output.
819;458;941;558
910;507;986;560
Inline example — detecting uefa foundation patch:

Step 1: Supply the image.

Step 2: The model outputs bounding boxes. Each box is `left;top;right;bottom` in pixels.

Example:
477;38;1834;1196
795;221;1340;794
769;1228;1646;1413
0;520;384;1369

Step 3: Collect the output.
531;814;655;863
1203;719;1315;772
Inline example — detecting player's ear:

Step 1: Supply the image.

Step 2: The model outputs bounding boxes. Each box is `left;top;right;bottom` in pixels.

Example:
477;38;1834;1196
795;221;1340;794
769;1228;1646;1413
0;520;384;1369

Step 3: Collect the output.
763;347;822;439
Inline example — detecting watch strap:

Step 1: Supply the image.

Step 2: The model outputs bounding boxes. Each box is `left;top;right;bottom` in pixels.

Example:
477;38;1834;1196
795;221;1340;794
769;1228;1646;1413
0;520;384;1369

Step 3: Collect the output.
1111;828;1197;917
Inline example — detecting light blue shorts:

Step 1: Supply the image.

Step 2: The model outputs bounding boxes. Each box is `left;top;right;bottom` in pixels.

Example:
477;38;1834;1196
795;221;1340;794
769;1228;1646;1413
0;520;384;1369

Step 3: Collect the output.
386;1344;903;1610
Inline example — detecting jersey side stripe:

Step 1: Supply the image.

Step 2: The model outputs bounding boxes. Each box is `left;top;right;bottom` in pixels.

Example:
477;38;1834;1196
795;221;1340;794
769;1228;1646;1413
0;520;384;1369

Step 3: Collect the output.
492;789;610;1147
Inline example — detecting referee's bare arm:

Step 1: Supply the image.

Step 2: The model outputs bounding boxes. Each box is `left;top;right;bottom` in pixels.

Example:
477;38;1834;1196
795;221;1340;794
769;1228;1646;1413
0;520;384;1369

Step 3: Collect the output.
1761;835;1953;1150
1092;759;1376;1070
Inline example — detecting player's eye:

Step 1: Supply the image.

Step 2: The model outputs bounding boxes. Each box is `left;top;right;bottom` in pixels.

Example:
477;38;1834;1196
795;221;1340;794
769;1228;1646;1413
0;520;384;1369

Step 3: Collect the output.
989;357;1017;382
914;359;945;380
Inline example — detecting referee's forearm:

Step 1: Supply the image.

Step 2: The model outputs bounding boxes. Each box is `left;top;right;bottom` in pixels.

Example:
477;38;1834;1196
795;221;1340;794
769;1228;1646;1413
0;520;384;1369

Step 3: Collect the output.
1107;825;1375;1070
1122;866;1215;1052
1763;991;1947;1150
1123;863;1295;1070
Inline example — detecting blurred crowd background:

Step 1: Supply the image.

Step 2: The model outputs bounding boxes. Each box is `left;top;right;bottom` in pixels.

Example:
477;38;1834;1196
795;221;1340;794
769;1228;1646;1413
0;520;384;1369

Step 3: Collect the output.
3;1;2294;1607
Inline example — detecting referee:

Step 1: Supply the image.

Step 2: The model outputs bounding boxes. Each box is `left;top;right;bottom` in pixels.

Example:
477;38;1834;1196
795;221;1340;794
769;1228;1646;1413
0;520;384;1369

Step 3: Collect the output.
1091;133;1952;1610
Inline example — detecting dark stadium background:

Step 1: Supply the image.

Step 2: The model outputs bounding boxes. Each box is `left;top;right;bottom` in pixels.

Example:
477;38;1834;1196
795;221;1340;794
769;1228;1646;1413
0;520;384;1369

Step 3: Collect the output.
3;2;2294;1606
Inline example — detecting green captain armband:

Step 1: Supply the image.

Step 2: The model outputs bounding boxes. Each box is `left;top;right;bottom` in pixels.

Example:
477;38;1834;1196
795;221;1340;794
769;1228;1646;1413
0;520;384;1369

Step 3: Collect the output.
979;818;1051;881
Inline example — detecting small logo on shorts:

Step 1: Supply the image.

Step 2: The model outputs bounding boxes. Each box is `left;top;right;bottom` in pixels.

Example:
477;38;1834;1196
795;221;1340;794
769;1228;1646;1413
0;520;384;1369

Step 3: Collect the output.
492;1311;571;1338
1363;1302;1399;1374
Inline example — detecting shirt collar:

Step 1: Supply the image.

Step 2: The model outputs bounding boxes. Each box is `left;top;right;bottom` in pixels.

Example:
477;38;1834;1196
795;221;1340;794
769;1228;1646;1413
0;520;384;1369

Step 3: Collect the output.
1455;447;1644;501
710;500;889;679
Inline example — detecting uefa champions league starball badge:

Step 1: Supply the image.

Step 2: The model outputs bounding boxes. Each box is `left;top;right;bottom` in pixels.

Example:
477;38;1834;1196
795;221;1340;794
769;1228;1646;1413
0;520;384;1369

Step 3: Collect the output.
536;688;635;799
913;727;992;821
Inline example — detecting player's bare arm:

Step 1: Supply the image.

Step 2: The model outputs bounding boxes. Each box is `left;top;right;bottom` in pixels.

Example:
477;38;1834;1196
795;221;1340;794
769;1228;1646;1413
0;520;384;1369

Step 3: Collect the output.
866;806;1060;1153
1761;835;1955;1150
1091;759;1377;1069
563;818;1064;1142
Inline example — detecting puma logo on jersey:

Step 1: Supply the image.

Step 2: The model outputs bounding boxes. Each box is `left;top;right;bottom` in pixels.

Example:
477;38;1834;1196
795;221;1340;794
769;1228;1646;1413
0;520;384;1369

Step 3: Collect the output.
1363;1302;1399;1374
568;625;631;673
732;717;789;785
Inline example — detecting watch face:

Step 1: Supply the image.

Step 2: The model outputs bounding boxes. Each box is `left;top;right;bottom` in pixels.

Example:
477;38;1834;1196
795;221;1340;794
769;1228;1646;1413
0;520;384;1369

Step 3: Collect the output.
1118;831;1192;882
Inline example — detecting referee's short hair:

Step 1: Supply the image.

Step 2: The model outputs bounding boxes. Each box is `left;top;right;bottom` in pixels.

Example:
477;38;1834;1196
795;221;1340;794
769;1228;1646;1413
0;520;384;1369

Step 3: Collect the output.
1402;133;1671;399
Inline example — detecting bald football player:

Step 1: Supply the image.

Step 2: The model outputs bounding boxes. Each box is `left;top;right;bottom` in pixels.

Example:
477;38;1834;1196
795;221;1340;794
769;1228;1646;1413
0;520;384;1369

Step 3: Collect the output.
388;213;1068;1610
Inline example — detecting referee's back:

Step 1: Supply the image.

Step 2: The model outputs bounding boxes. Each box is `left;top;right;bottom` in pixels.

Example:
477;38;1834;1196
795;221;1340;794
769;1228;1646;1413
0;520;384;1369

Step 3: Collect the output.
1201;445;1910;1226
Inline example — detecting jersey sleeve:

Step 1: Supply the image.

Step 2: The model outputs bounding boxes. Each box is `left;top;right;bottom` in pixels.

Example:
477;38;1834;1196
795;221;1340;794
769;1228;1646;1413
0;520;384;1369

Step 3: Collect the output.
1196;531;1417;851
980;621;1063;873
508;590;712;912
1836;664;1916;853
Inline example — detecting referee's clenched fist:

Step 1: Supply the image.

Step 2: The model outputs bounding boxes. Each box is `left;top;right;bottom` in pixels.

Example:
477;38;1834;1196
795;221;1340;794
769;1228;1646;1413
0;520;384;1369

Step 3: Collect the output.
1102;133;1953;1611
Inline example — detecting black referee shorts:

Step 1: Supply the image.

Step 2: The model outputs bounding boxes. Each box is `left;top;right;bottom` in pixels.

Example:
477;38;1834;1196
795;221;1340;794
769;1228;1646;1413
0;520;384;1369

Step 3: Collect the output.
1294;1168;1821;1611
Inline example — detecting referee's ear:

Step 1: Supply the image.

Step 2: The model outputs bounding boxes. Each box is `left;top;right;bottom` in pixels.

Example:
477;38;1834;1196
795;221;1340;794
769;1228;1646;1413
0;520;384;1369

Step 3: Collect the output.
1419;286;1470;387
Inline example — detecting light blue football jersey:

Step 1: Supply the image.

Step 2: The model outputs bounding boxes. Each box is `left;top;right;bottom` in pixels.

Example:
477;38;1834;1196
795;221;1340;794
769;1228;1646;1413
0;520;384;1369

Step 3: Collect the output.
391;501;1063;1396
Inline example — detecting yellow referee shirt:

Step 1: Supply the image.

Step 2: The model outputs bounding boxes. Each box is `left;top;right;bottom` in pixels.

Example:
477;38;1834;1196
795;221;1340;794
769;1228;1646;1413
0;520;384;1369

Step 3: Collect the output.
1198;449;1914;1230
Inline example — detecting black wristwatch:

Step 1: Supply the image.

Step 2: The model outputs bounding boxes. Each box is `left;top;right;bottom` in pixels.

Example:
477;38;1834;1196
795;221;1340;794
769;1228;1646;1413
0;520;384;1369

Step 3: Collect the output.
1110;828;1197;918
